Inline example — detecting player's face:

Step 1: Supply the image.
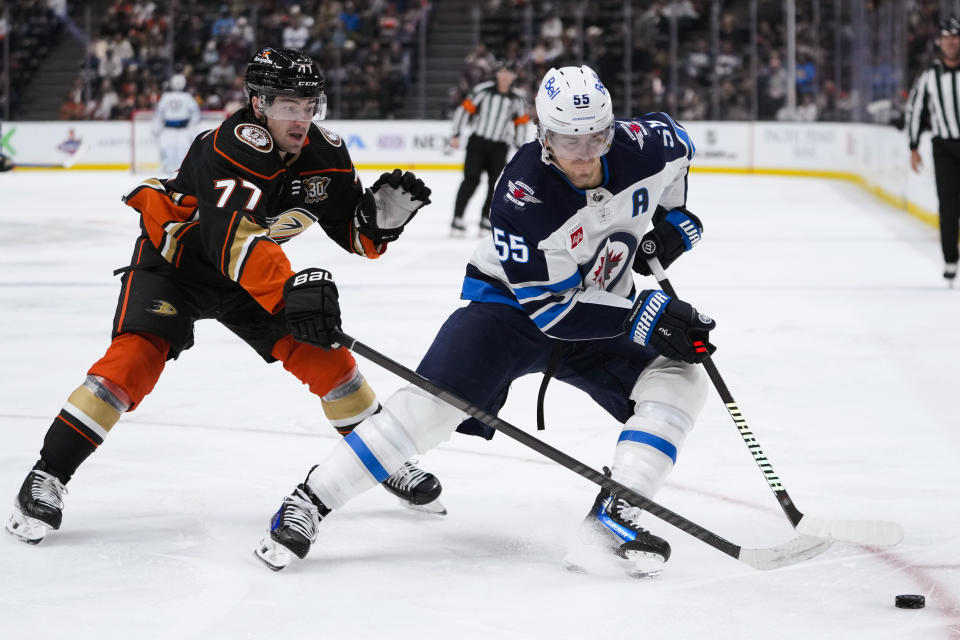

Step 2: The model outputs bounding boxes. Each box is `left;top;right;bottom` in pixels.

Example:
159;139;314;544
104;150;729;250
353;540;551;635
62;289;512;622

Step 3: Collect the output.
256;95;326;154
545;128;613;161
552;153;603;188
545;128;611;188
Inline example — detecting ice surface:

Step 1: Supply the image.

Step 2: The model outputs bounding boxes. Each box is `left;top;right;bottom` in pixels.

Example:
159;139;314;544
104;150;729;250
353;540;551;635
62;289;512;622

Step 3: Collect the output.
0;169;958;639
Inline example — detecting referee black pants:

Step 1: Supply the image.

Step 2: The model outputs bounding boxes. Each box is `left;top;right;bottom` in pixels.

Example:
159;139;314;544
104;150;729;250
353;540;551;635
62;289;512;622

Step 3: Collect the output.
453;135;509;224
932;138;960;264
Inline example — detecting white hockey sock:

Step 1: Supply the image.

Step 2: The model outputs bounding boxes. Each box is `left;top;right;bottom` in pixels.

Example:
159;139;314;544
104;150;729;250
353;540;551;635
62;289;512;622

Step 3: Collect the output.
611;401;694;497
306;386;465;509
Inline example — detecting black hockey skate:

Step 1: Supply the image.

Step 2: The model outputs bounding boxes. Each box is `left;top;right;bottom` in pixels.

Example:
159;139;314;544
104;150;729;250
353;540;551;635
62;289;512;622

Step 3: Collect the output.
450;217;467;237
945;262;957;287
6;469;68;544
382;460;446;515
564;489;671;578
255;481;330;571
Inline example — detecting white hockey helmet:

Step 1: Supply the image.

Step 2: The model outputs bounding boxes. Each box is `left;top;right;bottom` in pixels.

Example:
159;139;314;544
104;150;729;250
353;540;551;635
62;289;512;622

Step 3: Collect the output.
169;74;187;91
535;65;614;162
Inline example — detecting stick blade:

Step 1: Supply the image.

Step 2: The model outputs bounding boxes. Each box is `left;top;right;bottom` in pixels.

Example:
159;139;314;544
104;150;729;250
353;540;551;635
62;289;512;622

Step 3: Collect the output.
795;516;904;547
738;535;833;570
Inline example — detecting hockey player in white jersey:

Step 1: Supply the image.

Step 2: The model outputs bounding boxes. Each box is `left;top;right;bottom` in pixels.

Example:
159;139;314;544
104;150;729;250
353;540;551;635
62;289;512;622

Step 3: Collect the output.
256;65;715;578
152;74;200;175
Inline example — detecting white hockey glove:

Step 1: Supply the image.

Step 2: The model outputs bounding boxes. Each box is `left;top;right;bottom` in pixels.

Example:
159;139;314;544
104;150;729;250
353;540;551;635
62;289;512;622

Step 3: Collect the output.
353;169;432;244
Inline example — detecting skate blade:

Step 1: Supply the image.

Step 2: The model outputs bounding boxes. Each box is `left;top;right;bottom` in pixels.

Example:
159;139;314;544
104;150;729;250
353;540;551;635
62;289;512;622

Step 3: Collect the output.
255;536;293;571
563;544;662;579
622;549;665;578
6;508;52;545
398;497;447;516
563;554;663;579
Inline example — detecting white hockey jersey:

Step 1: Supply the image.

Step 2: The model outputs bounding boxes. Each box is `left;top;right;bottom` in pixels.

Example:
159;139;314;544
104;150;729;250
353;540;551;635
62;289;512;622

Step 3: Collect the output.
152;90;200;132
462;112;695;341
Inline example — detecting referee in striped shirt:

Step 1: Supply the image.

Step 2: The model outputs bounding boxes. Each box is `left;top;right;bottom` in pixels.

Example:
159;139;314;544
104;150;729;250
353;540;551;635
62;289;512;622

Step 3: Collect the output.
908;17;960;283
449;60;530;235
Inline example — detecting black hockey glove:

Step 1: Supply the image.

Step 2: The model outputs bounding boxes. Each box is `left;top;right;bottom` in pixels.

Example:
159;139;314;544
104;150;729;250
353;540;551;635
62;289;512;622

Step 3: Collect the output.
353;169;432;244
624;289;717;364
283;268;341;350
633;206;703;276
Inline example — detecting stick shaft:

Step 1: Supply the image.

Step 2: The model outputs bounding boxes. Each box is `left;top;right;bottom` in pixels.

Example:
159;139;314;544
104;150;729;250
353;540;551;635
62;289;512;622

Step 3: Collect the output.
332;330;745;559
647;258;804;526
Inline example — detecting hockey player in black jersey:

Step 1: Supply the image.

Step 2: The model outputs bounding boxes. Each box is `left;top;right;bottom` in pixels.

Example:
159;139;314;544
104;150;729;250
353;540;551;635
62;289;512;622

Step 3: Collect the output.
6;47;443;546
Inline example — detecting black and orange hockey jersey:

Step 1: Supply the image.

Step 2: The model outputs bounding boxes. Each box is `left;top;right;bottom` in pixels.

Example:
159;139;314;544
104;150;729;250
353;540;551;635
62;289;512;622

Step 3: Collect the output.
122;107;379;314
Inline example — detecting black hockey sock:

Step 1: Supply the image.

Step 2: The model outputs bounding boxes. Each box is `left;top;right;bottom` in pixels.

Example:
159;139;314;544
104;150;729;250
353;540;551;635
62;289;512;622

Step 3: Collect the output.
36;410;101;484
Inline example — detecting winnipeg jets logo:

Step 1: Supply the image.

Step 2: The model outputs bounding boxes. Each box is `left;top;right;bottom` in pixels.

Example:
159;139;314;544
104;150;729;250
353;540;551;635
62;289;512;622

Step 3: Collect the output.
588;240;629;290
505;180;542;207
235;124;273;152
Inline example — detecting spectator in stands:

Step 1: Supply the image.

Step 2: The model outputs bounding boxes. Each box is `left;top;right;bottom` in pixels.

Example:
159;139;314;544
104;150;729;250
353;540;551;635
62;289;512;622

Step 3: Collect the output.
206;52;235;90
99;49;123;83
90;78;119;120
210;5;235;39
283;12;311;50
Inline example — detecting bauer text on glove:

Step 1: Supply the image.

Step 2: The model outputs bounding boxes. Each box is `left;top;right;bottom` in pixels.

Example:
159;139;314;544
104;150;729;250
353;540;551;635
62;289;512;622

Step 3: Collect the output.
283;268;341;350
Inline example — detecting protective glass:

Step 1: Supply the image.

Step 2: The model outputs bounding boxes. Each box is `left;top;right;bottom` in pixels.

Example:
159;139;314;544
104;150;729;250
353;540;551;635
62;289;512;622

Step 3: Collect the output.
545;125;614;160
259;94;327;121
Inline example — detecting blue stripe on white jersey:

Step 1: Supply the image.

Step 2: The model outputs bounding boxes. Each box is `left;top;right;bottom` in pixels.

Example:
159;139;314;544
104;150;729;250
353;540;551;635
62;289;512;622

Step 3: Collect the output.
513;272;581;301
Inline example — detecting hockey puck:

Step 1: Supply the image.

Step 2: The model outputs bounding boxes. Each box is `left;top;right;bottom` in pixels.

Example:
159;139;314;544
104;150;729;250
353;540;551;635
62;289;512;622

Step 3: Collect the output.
895;594;925;609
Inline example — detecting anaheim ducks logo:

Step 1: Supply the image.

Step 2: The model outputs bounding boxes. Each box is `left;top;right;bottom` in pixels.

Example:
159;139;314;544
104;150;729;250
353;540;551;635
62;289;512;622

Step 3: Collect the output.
147;300;178;316
266;208;316;242
235;124;273;152
319;127;342;147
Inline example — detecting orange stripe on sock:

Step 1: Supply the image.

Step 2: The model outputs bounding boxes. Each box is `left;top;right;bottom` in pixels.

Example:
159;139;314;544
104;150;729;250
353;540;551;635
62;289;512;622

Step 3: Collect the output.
56;414;99;447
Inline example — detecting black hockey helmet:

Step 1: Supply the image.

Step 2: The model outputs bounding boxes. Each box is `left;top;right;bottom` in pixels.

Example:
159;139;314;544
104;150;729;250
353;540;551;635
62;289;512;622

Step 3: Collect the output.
245;47;326;120
940;16;960;36
245;47;324;96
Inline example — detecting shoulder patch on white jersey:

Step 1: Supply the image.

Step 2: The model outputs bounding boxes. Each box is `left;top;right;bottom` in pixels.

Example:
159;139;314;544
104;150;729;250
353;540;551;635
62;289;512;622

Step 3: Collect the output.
567;222;584;248
505;179;542;207
234;123;273;152
618;121;646;148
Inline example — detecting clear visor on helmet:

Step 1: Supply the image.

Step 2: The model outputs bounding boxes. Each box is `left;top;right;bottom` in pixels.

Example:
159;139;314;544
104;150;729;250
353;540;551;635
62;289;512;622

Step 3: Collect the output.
545;125;614;160
259;93;327;122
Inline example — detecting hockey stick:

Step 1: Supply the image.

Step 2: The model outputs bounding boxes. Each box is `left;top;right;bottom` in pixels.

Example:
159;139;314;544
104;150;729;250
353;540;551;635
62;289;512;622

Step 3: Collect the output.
332;329;831;571
645;257;904;547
